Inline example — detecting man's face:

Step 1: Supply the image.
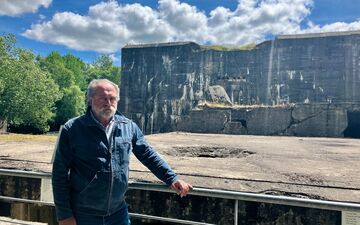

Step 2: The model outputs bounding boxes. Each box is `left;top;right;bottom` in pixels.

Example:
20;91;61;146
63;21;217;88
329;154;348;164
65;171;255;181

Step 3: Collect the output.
90;82;118;122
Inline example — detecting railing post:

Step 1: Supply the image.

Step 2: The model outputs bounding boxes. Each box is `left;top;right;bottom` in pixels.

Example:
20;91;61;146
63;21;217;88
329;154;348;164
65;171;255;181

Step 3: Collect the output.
234;199;238;225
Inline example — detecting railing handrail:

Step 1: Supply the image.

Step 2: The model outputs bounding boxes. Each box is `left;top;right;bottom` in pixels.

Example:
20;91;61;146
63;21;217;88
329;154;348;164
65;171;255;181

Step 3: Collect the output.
1;168;360;213
129;181;360;212
0;168;51;179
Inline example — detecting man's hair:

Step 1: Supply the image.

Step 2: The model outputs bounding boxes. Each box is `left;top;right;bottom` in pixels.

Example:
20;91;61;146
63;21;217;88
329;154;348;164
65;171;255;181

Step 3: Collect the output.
86;79;120;106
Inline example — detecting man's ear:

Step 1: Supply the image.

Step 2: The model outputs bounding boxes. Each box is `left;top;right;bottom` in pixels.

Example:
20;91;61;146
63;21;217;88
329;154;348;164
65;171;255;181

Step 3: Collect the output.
87;98;92;106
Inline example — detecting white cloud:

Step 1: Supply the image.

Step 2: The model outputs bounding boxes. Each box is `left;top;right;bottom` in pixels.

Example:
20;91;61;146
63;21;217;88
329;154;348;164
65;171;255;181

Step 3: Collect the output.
23;1;171;53
158;0;208;42
22;0;360;54
0;0;51;17
208;0;314;45
38;14;46;21
108;53;120;63
302;20;360;34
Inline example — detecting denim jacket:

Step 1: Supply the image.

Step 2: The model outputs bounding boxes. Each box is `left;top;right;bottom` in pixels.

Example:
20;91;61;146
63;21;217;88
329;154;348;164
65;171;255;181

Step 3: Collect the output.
52;108;178;220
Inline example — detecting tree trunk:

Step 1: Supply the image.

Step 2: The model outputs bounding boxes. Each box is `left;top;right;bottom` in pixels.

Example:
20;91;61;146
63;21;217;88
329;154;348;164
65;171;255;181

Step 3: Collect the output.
0;119;7;133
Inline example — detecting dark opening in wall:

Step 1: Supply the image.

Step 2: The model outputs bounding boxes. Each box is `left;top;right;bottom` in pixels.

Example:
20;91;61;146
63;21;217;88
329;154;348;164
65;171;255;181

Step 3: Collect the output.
0;202;10;216
343;111;360;138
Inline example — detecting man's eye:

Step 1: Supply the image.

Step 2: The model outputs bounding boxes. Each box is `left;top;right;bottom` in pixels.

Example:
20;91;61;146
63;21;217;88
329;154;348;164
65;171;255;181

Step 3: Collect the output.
99;97;117;102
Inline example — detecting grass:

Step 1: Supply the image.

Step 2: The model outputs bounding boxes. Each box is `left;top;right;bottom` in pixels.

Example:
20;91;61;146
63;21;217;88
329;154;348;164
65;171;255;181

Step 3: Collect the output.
202;43;257;51
196;100;233;108
0;133;57;142
196;100;294;109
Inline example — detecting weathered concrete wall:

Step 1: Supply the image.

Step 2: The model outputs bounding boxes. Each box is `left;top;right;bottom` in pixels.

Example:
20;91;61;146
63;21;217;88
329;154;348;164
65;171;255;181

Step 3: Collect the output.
0;176;40;200
0;176;57;225
120;32;360;136
175;103;359;137
120;42;201;133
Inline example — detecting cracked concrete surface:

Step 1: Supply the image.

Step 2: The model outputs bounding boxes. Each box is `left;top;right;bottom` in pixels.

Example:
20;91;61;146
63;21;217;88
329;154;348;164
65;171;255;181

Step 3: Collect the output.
1;132;360;203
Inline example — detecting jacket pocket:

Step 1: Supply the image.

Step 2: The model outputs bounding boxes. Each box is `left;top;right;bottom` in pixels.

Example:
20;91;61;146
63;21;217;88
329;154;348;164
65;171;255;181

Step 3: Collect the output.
76;171;110;210
115;137;132;165
79;172;99;195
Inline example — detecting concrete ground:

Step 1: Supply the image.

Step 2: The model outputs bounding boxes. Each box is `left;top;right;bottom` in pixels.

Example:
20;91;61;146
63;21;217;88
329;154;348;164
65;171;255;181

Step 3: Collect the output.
1;132;360;203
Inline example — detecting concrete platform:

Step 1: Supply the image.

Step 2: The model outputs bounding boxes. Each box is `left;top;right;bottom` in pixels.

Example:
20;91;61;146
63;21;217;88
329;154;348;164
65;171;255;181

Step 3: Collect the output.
1;132;360;203
0;217;46;225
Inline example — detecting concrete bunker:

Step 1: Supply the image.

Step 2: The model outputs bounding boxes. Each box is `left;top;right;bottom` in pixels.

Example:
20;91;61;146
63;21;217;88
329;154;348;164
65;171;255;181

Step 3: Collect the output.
120;32;360;137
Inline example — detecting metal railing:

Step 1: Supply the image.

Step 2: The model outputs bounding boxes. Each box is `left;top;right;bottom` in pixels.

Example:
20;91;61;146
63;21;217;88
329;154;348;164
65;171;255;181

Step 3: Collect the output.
1;168;360;224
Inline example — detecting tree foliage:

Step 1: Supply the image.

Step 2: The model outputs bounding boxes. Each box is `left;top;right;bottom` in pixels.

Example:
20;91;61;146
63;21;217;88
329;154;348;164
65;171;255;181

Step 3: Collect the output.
55;85;85;126
38;51;75;89
0;34;121;133
86;55;121;85
63;54;87;90
0;35;61;133
38;51;88;128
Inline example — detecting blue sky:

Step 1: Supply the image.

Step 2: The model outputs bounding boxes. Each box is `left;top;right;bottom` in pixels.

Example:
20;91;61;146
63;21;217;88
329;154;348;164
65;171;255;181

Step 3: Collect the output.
1;0;360;66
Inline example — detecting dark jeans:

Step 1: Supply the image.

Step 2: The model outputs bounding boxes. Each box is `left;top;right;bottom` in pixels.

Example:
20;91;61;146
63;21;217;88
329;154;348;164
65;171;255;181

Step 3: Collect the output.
75;204;130;225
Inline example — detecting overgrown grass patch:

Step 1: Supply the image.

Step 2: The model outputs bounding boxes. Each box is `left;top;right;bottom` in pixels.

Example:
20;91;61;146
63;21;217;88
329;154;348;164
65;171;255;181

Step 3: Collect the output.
0;133;57;142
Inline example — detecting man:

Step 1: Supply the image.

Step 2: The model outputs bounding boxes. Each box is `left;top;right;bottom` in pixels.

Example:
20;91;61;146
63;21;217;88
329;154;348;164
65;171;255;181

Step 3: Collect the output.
52;79;192;225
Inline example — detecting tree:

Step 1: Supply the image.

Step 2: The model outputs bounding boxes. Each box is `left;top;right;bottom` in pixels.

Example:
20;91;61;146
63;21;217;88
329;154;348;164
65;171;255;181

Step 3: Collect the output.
63;54;87;90
38;51;75;89
37;51;87;128
85;55;121;85
55;85;85;126
0;34;122;133
0;35;61;133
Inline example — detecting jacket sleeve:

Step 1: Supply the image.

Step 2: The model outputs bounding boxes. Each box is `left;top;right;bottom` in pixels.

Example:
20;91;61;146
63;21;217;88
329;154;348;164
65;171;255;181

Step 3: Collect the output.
131;122;179;186
52;126;74;221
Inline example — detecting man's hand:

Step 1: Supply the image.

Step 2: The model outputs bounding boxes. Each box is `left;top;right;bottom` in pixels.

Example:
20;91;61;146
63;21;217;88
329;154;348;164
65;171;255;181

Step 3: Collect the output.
171;179;193;197
59;217;76;225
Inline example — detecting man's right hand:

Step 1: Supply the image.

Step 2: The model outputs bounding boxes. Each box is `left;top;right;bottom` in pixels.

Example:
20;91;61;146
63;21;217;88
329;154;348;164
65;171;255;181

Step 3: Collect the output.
171;179;193;197
59;217;76;225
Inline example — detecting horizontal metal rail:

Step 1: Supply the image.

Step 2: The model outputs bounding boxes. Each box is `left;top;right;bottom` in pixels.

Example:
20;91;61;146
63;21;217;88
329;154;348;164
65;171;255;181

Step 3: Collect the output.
0;169;51;179
0;196;54;206
129;181;360;212
129;213;215;225
1;168;360;213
